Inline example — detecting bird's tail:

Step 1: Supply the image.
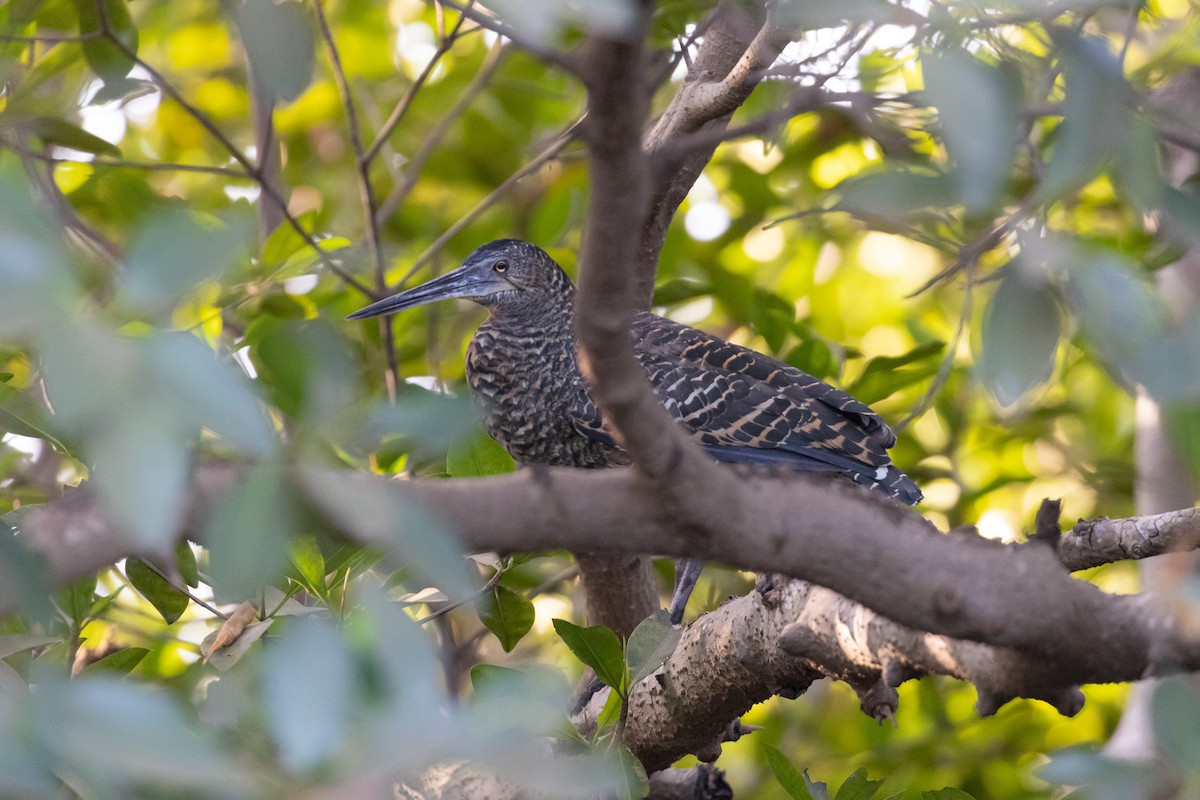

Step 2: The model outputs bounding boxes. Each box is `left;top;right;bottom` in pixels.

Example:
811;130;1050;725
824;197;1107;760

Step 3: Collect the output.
848;464;922;506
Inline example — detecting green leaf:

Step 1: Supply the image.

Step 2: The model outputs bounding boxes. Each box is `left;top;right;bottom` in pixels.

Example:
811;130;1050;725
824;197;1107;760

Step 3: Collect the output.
0;382;70;453
77;0;139;83
786;338;838;381
234;0;315;102
763;743;818;800
175;542;199;588
846;341;944;404
652;277;711;306
834;768;886;800
922;789;978;800
21;115;121;157
625;610;681;686
615;745;650;800
81;647;149;676
57;575;96;625
125;558;189;624
446;432;516;478
0;634;60;659
469;663;524;696
552;618;626;695
977;271;1060;406
289;535;327;597
477;584;535;653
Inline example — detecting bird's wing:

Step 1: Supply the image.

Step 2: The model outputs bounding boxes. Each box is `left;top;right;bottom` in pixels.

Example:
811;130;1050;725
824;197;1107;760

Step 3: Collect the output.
631;312;897;471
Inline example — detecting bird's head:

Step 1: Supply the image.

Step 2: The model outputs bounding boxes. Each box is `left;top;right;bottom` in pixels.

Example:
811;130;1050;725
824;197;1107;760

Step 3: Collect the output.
347;239;573;321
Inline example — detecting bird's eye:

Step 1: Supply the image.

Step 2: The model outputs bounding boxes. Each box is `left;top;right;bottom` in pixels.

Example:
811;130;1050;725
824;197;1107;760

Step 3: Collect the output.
493;260;509;274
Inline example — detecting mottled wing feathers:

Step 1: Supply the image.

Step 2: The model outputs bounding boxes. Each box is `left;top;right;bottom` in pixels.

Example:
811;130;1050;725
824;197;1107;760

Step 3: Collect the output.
632;313;896;460
566;312;919;504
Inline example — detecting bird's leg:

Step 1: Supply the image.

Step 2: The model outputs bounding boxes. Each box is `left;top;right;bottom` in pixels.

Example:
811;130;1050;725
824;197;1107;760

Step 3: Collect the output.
668;558;704;625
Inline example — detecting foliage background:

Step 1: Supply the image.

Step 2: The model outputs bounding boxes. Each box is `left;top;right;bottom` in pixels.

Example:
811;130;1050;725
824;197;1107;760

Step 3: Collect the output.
1;0;1198;797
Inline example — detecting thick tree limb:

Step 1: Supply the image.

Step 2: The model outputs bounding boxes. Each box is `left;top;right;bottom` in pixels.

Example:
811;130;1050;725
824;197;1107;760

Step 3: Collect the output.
11;463;1200;677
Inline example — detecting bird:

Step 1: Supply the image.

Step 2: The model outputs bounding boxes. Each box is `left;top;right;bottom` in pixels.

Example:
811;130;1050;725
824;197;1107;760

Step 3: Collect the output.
349;239;921;624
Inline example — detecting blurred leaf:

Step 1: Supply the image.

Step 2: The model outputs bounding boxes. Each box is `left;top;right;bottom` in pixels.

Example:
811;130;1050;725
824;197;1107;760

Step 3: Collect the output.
91;76;157;104
81;647;149;676
625;610;680;686
0;382;69;452
834;768;885;800
1039;746;1164;800
205;461;292;599
786;338;838;381
484;0;638;43
477;583;535;653
1163;403;1200;484
922;790;978;799
124;558;189;624
775;0;924;30
470;663;524;696
36;673;251;789
835;169;953;224
14;115;121;157
447;432;517;477
751;288;795;352
147;333;275;457
0;634;59;659
922;50;1020;215
1039;33;1132;199
235;0;315;103
763;743;819;800
301;468;474;599
1150;676;1200;766
552;619;625;695
77;0;139;82
123;210;249;315
977;272;1060;406
652;277;711;306
0;519;52;621
846;341;944;404
263;616;352;772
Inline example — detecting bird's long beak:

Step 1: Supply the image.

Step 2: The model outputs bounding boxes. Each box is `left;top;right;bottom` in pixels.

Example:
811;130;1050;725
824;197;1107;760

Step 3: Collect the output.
346;264;505;320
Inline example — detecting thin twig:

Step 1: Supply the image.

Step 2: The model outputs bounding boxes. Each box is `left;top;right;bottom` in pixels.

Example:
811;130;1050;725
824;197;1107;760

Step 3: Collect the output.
417;564;505;624
95;4;375;296
312;0;399;397
374;36;506;225
363;0;479;165
16;148;244;176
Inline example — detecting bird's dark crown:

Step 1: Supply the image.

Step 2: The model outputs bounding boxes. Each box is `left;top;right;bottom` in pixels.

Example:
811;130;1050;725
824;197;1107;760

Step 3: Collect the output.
464;239;574;315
